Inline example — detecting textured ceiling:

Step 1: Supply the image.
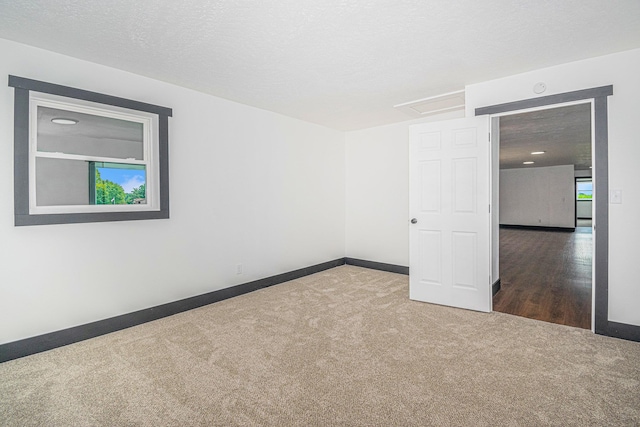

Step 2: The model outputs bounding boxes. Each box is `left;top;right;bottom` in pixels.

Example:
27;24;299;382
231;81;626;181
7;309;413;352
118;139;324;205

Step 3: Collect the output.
499;103;592;171
1;1;639;131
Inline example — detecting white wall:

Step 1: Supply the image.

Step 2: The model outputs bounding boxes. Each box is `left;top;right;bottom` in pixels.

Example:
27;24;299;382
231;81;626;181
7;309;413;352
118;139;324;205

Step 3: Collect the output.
345;111;463;267
0;39;346;344
466;48;640;327
500;165;575;228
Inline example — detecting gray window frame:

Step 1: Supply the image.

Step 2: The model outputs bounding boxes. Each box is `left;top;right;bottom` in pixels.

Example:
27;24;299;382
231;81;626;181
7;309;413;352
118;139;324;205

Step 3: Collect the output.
9;75;172;226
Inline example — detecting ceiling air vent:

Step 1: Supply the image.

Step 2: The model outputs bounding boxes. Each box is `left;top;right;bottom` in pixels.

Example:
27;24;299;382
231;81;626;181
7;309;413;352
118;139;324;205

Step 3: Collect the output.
394;89;465;117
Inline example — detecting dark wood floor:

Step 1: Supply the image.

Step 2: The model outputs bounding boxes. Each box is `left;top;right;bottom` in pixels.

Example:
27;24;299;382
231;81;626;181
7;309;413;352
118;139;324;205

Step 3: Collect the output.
493;227;592;329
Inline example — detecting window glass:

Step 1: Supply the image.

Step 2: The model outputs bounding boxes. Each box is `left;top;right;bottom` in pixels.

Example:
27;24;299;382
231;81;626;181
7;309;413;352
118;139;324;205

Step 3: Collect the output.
577;180;593;200
37;106;144;160
35;157;89;206
92;163;146;205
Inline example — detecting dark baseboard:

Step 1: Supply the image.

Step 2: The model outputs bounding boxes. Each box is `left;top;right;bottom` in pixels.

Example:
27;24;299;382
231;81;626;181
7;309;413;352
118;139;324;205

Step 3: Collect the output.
5;255;634;362
0;258;345;363
599;321;640;343
500;224;575;233
345;257;409;275
492;279;501;296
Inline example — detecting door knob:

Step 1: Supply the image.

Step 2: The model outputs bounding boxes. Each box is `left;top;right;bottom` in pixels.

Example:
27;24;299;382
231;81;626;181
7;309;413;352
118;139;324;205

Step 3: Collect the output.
411;218;418;224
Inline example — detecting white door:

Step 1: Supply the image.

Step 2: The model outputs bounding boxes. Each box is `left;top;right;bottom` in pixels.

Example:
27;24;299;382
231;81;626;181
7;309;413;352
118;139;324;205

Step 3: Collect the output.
409;116;492;312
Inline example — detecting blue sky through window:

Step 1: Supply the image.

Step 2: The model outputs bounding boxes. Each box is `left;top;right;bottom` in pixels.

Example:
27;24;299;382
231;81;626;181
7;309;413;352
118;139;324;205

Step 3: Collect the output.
98;166;146;193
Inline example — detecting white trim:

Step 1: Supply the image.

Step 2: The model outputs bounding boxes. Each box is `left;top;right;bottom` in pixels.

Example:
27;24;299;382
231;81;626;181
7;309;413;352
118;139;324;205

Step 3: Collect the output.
34;152;147;164
28;92;160;215
31;203;157;215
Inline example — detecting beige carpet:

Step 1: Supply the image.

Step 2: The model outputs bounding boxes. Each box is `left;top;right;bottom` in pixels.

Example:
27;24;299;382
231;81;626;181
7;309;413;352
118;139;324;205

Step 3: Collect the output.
1;266;639;426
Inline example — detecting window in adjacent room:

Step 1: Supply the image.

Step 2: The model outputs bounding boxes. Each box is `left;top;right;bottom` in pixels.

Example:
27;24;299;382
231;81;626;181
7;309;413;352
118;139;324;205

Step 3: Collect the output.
576;178;593;200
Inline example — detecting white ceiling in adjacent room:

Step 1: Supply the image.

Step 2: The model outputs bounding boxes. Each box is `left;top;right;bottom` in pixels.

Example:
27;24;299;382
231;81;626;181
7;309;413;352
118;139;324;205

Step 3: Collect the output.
1;0;639;131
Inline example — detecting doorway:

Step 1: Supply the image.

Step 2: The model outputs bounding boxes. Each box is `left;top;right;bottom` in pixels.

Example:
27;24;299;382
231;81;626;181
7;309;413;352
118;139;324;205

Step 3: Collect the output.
491;103;593;329
475;85;612;333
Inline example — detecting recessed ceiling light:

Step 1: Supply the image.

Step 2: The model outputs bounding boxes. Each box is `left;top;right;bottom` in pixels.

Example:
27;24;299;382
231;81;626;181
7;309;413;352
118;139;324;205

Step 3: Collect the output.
531;151;546;155
51;118;78;125
523;161;534;165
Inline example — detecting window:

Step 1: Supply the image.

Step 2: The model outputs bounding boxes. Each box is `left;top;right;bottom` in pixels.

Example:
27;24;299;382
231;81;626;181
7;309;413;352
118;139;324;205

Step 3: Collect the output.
576;179;593;200
9;76;172;226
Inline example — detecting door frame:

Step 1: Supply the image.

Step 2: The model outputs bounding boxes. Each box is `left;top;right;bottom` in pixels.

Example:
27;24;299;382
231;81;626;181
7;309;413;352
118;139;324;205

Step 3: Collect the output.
488;99;594;330
475;85;615;336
